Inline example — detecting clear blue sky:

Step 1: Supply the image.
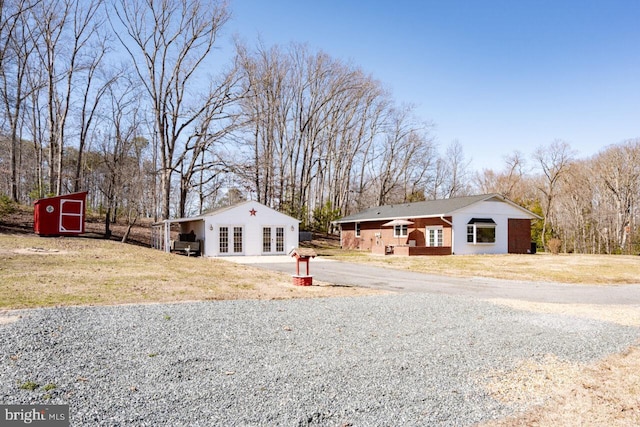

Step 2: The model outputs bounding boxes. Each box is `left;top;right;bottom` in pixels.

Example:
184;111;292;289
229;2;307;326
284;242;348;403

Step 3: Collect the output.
221;0;640;172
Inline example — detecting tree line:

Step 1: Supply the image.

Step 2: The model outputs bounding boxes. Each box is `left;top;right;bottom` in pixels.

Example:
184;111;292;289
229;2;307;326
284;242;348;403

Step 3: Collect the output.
1;0;638;253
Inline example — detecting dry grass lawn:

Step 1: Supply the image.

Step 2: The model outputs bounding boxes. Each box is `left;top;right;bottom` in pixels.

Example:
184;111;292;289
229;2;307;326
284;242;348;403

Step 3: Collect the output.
0;233;382;311
324;250;640;285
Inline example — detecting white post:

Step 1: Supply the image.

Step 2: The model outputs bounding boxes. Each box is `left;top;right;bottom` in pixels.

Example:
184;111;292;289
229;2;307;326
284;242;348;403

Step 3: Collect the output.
164;220;171;253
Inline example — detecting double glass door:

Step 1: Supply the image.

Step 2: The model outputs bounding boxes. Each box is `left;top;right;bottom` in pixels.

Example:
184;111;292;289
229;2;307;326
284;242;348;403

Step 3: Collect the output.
262;226;285;254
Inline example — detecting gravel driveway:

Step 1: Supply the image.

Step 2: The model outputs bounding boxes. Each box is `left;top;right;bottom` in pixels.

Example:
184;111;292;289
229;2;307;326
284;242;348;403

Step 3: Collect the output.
1;294;638;426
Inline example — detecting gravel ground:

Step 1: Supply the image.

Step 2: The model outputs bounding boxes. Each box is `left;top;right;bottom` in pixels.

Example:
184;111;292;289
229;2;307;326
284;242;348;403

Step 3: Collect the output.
1;294;638;426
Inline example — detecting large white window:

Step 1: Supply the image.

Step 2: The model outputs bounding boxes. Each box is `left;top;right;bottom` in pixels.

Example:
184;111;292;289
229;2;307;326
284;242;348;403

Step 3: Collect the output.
467;218;496;244
394;224;408;237
426;226;443;247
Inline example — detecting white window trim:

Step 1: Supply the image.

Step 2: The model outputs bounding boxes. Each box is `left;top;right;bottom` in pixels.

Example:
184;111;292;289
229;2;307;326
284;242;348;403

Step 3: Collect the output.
394;224;408;238
355;222;361;237
219;226;229;254
232;226;244;254
219;225;244;255
467;223;496;245
262;225;286;254
426;226;444;247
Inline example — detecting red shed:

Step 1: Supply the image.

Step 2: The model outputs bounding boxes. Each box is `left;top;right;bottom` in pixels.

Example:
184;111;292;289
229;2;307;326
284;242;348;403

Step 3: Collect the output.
34;192;88;236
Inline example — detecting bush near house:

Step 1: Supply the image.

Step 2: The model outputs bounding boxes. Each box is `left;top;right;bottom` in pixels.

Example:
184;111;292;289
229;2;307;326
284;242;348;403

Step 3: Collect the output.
548;238;562;255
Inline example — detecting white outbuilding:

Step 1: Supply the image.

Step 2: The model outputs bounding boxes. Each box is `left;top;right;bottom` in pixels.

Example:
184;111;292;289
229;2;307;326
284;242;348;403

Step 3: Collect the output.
152;201;300;257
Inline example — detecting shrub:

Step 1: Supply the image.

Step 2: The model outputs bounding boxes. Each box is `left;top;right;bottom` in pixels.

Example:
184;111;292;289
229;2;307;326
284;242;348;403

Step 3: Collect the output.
312;202;341;233
0;194;16;217
547;238;562;255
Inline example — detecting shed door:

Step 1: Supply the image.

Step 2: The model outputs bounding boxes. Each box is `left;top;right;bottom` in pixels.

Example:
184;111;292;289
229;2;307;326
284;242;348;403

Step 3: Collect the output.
59;199;83;233
262;226;285;254
219;226;243;255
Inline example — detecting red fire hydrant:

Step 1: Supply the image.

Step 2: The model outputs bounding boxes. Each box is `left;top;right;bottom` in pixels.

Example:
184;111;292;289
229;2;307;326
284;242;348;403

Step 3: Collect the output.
289;248;317;286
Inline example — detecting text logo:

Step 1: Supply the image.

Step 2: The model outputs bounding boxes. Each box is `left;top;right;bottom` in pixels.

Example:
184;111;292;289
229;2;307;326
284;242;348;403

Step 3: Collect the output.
1;405;69;426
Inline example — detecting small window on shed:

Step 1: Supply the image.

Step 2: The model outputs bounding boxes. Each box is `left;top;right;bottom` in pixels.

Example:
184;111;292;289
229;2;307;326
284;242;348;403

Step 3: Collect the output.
355;222;361;237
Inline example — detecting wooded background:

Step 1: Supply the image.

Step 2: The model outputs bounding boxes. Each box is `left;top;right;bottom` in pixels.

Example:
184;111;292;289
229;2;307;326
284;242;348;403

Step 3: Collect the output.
1;0;638;254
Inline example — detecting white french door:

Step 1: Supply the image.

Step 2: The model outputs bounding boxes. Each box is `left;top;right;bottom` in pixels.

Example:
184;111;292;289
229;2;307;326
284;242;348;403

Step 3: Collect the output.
262;226;285;254
426;226;443;247
219;226;243;255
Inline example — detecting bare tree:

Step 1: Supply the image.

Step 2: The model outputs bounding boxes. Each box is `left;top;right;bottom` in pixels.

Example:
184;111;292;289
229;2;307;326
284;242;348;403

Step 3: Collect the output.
475;151;530;201
367;106;435;205
98;74;143;238
72;14;114;192
24;63;47;198
176;72;240;218
533;139;576;249
235;41;444;221
236;42;399;223
235;42;291;207
439;139;472;198
592;140;640;253
551;160;595;253
28;0;106;196
110;0;231;219
0;0;40;201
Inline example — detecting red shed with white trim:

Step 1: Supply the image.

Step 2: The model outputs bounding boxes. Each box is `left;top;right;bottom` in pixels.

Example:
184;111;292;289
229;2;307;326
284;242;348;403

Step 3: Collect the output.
33;192;88;236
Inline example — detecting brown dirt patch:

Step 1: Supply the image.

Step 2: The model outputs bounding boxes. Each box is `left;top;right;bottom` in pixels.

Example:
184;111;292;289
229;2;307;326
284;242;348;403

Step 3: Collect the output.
12;247;70;255
481;346;640;426
479;299;640;426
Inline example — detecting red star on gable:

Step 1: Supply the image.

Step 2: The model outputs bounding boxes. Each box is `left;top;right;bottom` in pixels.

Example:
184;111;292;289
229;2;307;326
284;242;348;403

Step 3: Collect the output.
249;208;257;216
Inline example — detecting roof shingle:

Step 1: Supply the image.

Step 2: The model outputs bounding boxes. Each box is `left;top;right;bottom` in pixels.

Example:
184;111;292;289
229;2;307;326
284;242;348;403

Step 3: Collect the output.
336;194;506;223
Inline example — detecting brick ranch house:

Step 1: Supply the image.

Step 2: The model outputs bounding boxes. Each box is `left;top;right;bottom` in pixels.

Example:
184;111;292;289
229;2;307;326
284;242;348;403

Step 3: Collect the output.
335;194;540;256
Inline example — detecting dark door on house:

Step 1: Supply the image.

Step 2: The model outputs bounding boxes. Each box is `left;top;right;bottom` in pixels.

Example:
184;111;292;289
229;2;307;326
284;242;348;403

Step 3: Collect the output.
508;219;532;254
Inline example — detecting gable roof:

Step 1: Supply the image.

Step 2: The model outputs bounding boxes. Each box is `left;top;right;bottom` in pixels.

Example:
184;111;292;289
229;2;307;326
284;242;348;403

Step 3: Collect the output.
162;200;300;224
336;194;539;223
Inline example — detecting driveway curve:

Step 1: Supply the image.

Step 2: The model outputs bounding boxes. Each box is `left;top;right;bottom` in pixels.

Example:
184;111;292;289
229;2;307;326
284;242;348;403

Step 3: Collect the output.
239;257;640;305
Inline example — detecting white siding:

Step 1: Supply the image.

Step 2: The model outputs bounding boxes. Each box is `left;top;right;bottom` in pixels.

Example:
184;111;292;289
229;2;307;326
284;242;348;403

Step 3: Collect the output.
203;202;299;257
452;199;532;255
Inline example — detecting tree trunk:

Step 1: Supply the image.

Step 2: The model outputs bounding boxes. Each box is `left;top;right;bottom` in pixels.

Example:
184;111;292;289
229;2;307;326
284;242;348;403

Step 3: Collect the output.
104;207;112;239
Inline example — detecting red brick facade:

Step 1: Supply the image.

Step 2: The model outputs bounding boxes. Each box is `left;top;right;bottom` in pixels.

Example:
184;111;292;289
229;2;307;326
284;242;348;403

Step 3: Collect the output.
341;217;453;255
